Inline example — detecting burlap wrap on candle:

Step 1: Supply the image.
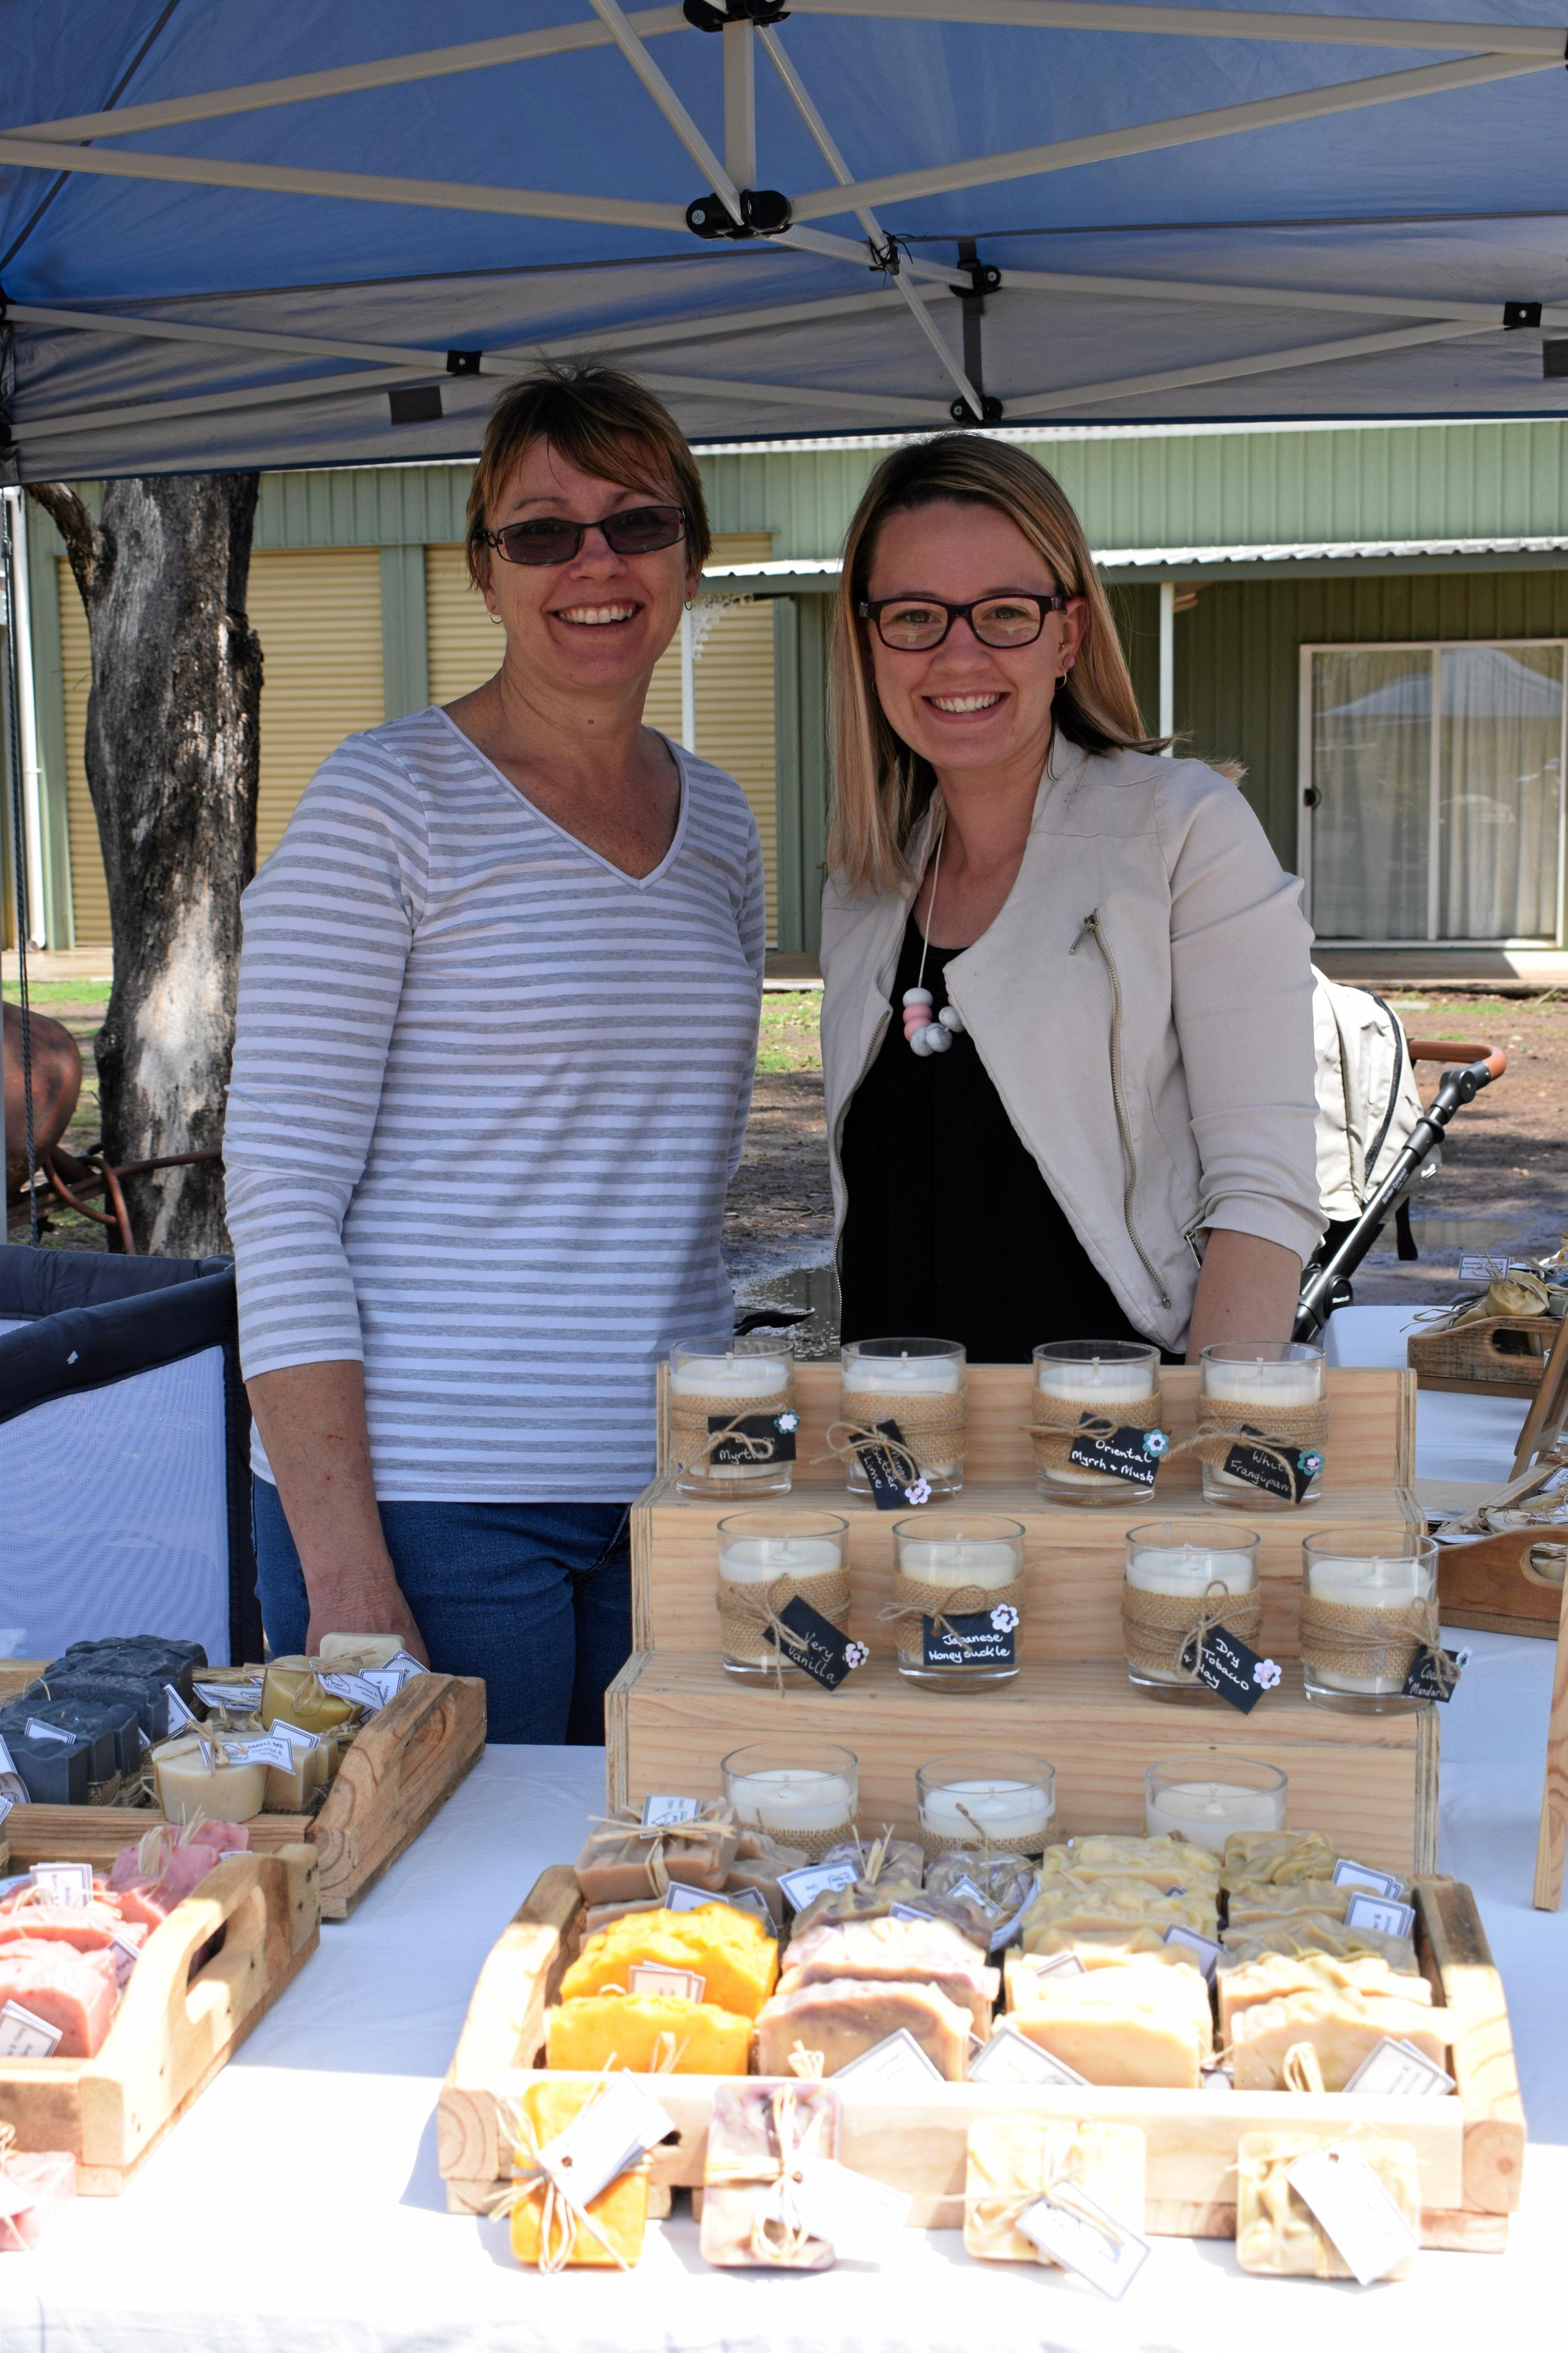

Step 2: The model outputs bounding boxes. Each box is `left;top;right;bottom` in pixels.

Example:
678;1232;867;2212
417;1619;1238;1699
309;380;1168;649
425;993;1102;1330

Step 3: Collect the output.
1168;1398;1329;1488
917;1819;1047;1862
1121;1575;1265;1683
670;1387;794;1482
877;1574;1025;1664
833;1385;968;1479
772;1820;861;1864
1299;1594;1454;1692
1029;1388;1165;1478
715;1568;852;1678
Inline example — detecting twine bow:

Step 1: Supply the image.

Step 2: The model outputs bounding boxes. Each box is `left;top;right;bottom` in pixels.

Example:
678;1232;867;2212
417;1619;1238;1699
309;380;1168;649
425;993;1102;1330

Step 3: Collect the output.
489;2078;646;2273
1298;1597;1457;1696
716;1571;851;1691
1166;1401;1328;1491
786;2042;826;2080
972;2135;1141;2263
581;1806;733;1898
705;2085;833;2264
1026;1390;1165;1477
676;1409;792;1477
814;1419;924;1489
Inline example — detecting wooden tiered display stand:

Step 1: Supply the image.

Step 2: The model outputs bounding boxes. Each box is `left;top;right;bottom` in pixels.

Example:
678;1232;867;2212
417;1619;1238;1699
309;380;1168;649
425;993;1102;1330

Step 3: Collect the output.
0;1668;486;1919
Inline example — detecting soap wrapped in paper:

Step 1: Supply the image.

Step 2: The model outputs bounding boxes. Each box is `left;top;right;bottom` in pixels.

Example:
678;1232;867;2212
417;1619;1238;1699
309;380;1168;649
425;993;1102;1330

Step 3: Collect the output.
573;1802;738;1903
925;1848;1037;1919
726;1829;810;1927
505;2081;652;2270
699;2081;842;2269
788;1872;927;1939
1236;2132;1420;2279
964;2118;1145;2263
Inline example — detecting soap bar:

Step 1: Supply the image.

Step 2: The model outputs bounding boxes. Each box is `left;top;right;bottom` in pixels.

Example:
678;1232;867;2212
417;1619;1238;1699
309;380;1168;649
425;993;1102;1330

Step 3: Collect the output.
925;1849;1038;1919
0;1890;131;1953
1236;2132;1420;2279
1043;1835;1221;1892
789;1875;927;1939
151;1733;268;1825
560;1903;778;2021
0;2152;76;2251
1008;1961;1213;2089
583;1898;667;1939
573;1804;740;1903
1221;1831;1340;1888
0;1723;91;1806
547;1990;752;2075
14;1698;132;1787
0;1940;118;2056
1231;1988;1451;2091
1016;1924;1182;1965
1226;1882;1355;1926
1004;1941;1199;2011
1216;1953;1429;2040
1021;1879;1218;1950
316;1633;405;1667
754;1975;971;2080
964;2118;1145;2263
820;1835;925;1885
700;2080;841;2269
781;1915;999;2032
507;2080;651;2270
259;1659;359;1738
1221;1919;1419;1975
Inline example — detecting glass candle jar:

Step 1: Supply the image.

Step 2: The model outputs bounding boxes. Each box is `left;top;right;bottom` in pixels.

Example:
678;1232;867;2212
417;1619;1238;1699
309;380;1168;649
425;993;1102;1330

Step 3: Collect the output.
720;1739;858;1862
1032;1339;1163;1505
840;1337;966;1497
1123;1518;1262;1698
891;1513;1023;1687
669;1332;796;1499
1144;1754;1288;1853
1199;1341;1326;1508
1300;1529;1439;1712
916;1751;1056;1857
715;1510;849;1679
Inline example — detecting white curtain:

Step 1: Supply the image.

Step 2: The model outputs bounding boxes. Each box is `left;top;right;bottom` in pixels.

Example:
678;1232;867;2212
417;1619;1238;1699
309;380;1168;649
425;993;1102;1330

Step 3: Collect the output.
1439;645;1564;940
1310;649;1431;939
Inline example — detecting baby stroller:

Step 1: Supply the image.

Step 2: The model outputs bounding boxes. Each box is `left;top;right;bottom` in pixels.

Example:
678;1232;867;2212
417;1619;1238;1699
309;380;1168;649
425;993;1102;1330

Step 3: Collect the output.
1293;970;1507;1341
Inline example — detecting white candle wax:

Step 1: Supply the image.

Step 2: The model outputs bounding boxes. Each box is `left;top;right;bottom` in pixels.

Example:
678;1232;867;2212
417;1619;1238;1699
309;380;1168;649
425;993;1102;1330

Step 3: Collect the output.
1037;1355;1157;1485
897;1539;1016;1589
1203;1356;1321;1495
1145;1779;1284;1852
718;1535;841;1586
1306;1557;1428;1695
1126;1544;1257;1684
725;1767;854;1835
673;1351;791;1485
920;1776;1053;1840
844;1351;963;1481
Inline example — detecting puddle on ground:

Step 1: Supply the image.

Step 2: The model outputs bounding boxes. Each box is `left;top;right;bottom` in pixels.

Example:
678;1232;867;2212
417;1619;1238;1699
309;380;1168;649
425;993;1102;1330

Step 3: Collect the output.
735;1261;841;1359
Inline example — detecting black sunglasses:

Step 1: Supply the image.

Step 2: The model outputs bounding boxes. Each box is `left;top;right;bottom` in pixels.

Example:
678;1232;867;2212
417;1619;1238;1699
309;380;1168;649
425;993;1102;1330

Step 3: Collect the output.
858;590;1071;651
474;504;689;567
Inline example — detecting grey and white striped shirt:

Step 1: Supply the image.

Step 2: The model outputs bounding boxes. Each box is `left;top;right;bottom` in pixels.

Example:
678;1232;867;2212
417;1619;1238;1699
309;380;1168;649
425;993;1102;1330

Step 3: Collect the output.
224;706;765;1502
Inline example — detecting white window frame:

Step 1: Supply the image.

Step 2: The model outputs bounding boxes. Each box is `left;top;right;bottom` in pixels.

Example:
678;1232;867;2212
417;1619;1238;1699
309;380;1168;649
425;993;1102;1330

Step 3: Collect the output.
1298;635;1568;948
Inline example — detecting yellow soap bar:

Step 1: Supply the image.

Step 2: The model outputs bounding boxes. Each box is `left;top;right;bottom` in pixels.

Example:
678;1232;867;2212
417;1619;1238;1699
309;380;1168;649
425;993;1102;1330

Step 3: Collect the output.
1236;2132;1420;2279
1008;1962;1213;2089
559;1903;778;2021
1216;1953;1429;2041
1221;1830;1340;1888
1021;1878;1218;1950
259;1658;358;1738
964;2119;1145;2263
508;2081;649;2269
546;1991;752;2075
1043;1836;1221;1891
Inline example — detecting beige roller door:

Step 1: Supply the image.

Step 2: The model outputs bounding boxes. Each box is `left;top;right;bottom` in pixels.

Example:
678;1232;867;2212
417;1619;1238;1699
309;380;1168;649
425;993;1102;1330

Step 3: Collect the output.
426;533;778;941
62;548;384;943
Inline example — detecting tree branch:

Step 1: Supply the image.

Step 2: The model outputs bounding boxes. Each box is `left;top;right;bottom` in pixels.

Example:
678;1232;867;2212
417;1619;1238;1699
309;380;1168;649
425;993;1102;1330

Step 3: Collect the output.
25;481;101;606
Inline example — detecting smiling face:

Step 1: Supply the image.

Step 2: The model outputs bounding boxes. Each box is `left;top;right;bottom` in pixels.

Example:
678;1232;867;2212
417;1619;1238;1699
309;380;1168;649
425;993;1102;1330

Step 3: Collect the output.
862;499;1087;781
481;437;699;697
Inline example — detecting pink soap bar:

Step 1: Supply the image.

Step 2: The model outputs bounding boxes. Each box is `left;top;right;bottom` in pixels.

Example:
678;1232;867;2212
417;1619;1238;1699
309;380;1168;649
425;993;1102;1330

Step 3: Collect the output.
0;1944;118;2057
0;2152;76;2251
111;1882;173;1932
0;1899;128;1954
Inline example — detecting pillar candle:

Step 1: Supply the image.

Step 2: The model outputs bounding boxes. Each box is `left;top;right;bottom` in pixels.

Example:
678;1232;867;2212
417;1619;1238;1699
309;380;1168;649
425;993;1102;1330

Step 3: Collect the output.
1305;1555;1431;1696
1126;1539;1258;1686
724;1767;855;1837
896;1537;1016;1589
919;1776;1053;1841
842;1346;963;1480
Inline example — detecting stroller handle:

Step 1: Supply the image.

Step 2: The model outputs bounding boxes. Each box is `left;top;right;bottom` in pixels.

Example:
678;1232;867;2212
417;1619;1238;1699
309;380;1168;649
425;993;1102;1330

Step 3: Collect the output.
1407;1038;1508;1081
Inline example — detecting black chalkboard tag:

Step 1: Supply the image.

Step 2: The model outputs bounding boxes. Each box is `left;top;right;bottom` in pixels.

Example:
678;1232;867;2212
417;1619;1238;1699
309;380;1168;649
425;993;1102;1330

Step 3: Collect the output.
1221;1429;1323;1503
855;1419;925;1511
1066;1424;1168;1488
1180;1621;1280;1714
708;1410;798;1466
763;1597;866;1692
1402;1645;1465;1704
922;1607;1018;1669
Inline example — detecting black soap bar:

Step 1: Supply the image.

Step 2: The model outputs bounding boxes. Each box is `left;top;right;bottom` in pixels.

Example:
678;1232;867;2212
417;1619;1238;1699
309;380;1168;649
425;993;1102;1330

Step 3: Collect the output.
1;1726;91;1806
20;1697;135;1784
53;1641;200;1710
40;1670;169;1741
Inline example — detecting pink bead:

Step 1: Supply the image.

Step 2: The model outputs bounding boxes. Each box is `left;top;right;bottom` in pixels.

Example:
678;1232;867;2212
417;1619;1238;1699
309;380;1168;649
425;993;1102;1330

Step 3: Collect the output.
902;1005;931;1043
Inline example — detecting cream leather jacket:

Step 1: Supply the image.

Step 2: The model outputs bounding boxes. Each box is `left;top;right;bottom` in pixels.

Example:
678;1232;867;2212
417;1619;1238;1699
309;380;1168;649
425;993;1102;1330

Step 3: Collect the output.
819;737;1321;1353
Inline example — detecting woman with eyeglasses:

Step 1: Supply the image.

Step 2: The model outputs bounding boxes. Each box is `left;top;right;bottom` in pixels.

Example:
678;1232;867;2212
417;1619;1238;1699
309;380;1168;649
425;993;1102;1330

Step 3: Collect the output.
822;434;1319;1366
224;363;764;1740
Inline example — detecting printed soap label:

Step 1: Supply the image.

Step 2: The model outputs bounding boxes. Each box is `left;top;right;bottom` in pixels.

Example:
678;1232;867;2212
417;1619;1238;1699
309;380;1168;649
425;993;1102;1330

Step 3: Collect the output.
791;2157;911;2259
1017;2186;1151;2300
1344;2035;1455;2097
1221;1430;1321;1503
777;1862;858;1912
1066;1423;1168;1488
1013;1949;1086;1983
109;1935;141;1990
1179;1621;1279;1714
269;1718;321;1752
1403;1645;1465;1703
1163;1924;1223;1980
162;1683;199;1731
1285;2147;1418;2285
1344;1890;1417;1940
969;2025;1089;2087
195;1679;264;1712
220;1734;300;1771
641;1794;701;1828
707;1411;798;1467
318;1670;382;1709
23;1719;75;1746
31;1861;93;1908
664;1881;775;1932
764;1595;864;1692
854;1419;927;1511
0;1999;62;2058
834;2026;943;2089
1332;1857;1406;1899
628;1961;707;2003
0;1734;15;1776
922;1606;1018;1670
537;2076;675;2209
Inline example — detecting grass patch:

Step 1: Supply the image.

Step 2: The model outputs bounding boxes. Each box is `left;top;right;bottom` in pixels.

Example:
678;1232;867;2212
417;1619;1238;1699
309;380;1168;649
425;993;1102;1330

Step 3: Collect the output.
2;979;112;1011
757;992;821;1075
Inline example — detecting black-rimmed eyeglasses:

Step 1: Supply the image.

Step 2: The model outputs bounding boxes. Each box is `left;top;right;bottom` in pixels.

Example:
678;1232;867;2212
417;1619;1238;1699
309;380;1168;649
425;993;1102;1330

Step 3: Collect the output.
858;591;1071;651
474;504;688;567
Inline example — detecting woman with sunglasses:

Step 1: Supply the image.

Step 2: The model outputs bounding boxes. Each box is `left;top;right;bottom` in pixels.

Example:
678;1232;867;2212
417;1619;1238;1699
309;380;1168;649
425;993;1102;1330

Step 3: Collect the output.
224;363;764;1740
822;434;1319;1366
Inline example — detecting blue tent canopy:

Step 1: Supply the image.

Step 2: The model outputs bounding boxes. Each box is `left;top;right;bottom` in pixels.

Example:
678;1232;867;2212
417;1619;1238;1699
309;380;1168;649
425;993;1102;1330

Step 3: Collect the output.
1;0;1566;477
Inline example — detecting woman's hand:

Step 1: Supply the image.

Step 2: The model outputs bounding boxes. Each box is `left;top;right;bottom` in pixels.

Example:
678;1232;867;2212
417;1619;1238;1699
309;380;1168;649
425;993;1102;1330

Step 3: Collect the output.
305;1569;429;1666
1185;1230;1302;1361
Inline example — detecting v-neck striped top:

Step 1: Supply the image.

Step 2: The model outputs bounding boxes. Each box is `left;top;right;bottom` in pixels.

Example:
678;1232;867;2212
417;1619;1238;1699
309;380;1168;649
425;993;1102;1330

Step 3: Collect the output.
224;705;765;1502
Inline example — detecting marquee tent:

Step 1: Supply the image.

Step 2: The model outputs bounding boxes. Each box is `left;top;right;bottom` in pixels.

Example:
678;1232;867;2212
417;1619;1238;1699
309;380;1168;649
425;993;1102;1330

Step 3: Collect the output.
1;0;1566;476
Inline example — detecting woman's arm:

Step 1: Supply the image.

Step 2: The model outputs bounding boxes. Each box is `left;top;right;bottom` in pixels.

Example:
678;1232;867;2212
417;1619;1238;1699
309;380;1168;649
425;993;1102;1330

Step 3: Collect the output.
1185;1229;1302;1360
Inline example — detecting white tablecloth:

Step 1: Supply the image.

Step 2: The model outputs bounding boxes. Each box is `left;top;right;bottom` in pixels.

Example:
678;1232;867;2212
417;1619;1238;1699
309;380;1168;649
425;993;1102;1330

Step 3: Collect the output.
1324;1301;1530;1484
3;1316;1562;2347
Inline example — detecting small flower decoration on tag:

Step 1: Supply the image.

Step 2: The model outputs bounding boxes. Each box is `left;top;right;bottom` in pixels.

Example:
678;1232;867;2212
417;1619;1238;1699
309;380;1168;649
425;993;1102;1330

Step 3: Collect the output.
903;1477;932;1506
990;1603;1021;1634
775;1409;799;1434
1252;1657;1282;1691
1142;1429;1170;1459
1300;1450;1323;1476
843;1641;869;1670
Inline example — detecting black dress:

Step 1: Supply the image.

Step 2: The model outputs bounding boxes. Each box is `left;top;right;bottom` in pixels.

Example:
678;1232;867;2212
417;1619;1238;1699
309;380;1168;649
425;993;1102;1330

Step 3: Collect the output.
838;912;1152;1364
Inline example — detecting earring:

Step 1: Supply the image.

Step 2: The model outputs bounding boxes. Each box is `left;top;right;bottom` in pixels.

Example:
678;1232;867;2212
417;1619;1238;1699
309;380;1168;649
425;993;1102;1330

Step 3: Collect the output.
487;610;503;627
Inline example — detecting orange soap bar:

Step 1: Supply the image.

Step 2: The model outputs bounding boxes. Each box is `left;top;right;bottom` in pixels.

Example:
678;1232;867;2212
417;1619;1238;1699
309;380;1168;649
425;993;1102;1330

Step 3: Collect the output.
558;1904;778;2022
546;1991;752;2075
508;2080;651;2270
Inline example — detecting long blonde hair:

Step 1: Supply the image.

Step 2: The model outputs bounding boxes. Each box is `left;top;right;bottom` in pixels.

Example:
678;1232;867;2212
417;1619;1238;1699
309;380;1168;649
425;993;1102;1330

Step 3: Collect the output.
826;435;1160;897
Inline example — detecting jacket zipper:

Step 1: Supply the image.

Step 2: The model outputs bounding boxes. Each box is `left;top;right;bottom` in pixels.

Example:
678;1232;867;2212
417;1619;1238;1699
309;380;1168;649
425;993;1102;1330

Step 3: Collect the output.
1071;909;1173;1310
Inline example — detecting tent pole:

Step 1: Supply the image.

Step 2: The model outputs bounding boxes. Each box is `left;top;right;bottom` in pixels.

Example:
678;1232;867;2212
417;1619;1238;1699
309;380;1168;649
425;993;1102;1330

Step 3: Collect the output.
788;0;1567;51
1158;581;1175;754
1010;315;1491;418
588;0;746;226
680;607;697;753
0;494;45;948
723;20;757;190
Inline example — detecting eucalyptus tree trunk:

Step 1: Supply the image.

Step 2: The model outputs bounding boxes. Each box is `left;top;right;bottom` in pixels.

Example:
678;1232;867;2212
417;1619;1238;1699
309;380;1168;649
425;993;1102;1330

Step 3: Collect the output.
29;475;262;1256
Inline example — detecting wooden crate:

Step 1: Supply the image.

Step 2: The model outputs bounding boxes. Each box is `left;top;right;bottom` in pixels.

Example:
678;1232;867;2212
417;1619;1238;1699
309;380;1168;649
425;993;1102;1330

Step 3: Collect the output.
606;1651;1437;1875
1407;1316;1556;1399
655;1361;1414;1491
0;1670;486;1920
437;1865;1522;2250
1438;1532;1566;1639
0;1843;319;2193
634;1477;1422;1662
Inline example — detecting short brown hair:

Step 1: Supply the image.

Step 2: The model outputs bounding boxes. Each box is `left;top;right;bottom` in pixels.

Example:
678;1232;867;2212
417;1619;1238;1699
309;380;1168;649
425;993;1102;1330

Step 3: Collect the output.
465;360;712;589
827;434;1161;897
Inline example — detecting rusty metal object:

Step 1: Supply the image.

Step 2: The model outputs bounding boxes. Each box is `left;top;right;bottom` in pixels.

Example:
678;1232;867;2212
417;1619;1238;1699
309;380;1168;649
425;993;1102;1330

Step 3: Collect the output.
3;999;83;1194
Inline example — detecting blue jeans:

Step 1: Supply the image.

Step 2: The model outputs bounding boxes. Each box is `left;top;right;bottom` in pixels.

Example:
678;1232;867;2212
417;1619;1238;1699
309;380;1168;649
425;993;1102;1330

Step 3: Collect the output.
251;1481;632;1746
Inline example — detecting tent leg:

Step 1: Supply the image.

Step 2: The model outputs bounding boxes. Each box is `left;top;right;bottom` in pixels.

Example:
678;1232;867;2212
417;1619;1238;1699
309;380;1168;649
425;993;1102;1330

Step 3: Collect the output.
1158;580;1176;751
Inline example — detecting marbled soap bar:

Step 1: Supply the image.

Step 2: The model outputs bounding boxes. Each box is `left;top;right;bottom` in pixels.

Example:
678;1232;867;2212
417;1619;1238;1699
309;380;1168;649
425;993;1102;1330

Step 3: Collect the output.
781;1916;999;2032
726;1830;810;1927
788;1875;926;1939
1221;1830;1341;1889
1221;1919;1418;1974
1226;1882;1355;1926
699;2081;841;2270
573;1804;739;1903
754;1976;971;2080
1236;2132;1420;2279
1042;1835;1221;1892
1021;1879;1218;1949
1231;1988;1451;2092
1008;1959;1213;2089
1216;1952;1429;2040
964;2119;1145;2263
507;2081;650;2270
560;1903;778;2020
546;1990;751;2074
